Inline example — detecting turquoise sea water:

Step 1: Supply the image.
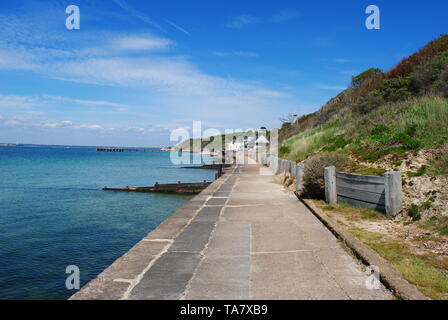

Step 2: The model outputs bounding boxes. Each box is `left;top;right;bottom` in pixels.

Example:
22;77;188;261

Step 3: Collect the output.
0;146;216;300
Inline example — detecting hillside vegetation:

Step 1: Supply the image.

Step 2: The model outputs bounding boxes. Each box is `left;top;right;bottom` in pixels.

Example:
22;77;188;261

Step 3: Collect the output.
279;35;448;223
280;35;448;171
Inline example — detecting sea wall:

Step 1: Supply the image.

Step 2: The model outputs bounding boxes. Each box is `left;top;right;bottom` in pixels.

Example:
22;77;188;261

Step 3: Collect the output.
70;166;235;300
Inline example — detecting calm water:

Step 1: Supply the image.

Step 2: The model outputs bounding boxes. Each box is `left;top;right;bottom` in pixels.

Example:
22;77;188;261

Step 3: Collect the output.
0;146;216;300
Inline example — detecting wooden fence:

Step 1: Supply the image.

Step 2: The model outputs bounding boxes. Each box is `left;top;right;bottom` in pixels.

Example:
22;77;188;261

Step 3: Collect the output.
324;166;402;218
267;156;402;218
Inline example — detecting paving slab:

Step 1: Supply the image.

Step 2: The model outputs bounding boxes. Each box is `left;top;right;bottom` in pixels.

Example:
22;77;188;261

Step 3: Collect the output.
129;252;200;300
169;221;216;252
205;197;228;206
194;206;223;223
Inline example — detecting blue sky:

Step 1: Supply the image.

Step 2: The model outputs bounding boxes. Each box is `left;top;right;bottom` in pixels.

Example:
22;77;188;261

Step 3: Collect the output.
0;0;446;147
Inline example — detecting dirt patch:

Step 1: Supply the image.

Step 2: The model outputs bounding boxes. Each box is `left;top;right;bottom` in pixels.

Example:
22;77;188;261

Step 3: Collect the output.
313;200;448;257
313;200;448;299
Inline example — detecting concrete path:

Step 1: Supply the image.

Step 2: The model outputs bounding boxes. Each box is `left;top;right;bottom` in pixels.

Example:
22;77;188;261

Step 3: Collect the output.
71;164;392;300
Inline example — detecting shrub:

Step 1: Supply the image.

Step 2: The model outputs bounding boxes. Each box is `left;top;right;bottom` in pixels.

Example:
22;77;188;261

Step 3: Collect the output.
322;134;349;151
302;153;348;198
351;68;383;88
387;34;448;78
395;132;422;150
408;204;422;221
279;145;291;156
410;50;448;94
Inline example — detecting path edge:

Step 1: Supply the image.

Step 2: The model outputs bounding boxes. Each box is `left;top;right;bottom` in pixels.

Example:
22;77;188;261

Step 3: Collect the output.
299;196;430;300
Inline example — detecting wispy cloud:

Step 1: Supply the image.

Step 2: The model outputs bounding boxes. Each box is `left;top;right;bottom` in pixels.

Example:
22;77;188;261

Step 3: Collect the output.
0;94;128;112
0;94;41;109
272;10;301;23
42;95;128;111
113;0;165;32
0;4;302;134
226;15;261;29
113;35;173;51
166;20;190;36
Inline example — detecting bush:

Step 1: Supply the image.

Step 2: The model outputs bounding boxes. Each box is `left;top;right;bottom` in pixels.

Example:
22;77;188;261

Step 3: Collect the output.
408;204;422;221
279;145;291;156
410;50;448;94
302;153;348;198
351;68;383;88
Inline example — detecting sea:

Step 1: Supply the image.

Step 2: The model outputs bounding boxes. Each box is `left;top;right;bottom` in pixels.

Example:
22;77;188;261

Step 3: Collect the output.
0;145;216;300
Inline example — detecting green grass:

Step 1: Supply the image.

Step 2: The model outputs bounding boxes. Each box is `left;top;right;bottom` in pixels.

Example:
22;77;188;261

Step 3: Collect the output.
348;227;448;300
353;96;448;154
314;200;385;222
347;163;387;176
421;217;448;236
279;125;340;160
407;166;428;177
281;96;448;167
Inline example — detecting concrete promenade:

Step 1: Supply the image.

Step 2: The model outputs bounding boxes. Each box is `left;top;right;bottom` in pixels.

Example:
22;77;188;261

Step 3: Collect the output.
71;164;392;300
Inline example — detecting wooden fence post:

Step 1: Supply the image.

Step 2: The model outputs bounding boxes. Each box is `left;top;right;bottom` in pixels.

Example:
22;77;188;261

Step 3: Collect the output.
291;162;297;178
295;163;304;193
274;157;280;174
324;166;337;205
285;160;291;176
385;171;403;218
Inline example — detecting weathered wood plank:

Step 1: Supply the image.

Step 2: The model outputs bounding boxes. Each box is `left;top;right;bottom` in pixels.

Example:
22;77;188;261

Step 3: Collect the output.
103;182;212;194
336;177;385;194
336;172;384;184
337;186;385;205
385;171;403;218
325;166;337;205
338;196;386;213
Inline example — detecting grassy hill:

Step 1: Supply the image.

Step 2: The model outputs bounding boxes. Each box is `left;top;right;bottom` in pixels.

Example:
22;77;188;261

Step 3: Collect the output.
278;35;448;225
279;35;448;176
175;130;270;152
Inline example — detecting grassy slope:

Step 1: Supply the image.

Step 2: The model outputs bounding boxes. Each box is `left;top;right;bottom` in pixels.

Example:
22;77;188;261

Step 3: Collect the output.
281;96;448;170
280;35;448;175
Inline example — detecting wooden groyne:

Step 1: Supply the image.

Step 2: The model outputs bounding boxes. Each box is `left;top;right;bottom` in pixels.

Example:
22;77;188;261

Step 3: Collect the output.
103;181;212;194
181;164;230;170
97;147;160;152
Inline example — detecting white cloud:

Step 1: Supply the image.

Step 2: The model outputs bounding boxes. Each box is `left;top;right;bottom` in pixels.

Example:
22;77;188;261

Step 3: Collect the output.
42;95;128;111
0;114;174;136
0;94;41;109
113;35;173;51
166;20;190;36
0;94;128;113
0;8;304;134
226;15;261;28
